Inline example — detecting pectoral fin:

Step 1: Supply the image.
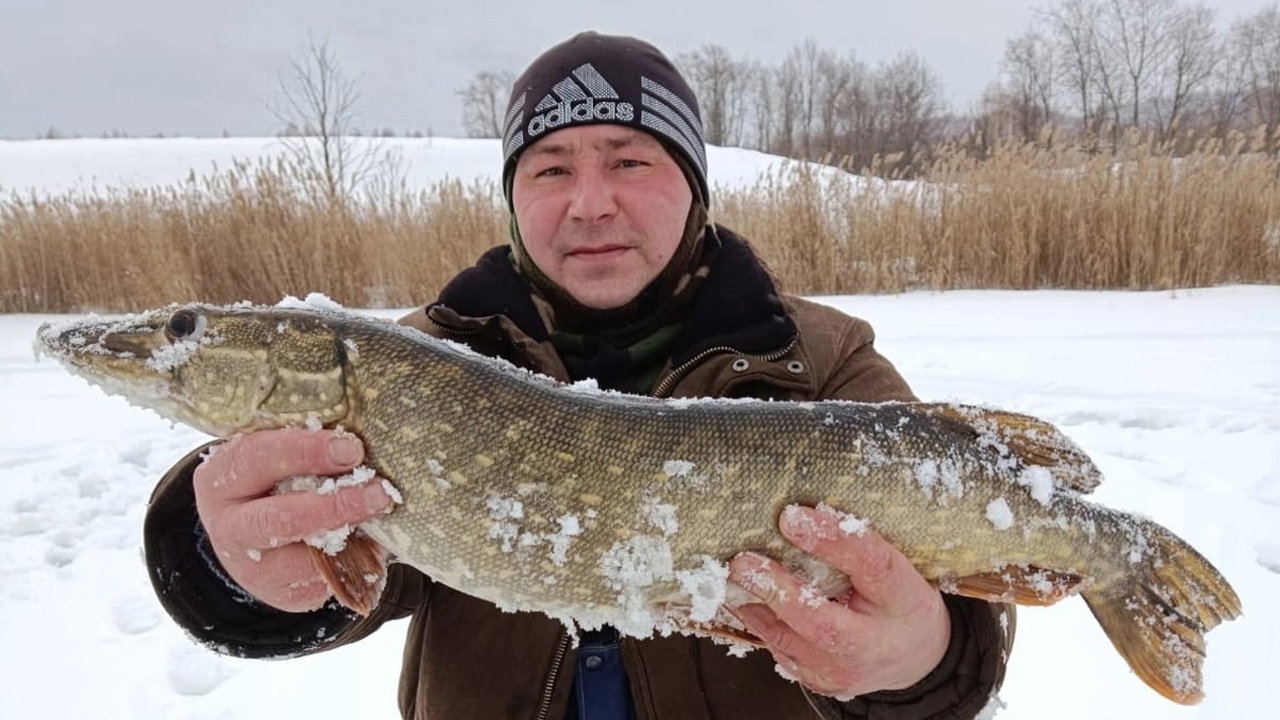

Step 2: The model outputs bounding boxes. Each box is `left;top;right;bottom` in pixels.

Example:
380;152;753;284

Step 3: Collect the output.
308;531;387;616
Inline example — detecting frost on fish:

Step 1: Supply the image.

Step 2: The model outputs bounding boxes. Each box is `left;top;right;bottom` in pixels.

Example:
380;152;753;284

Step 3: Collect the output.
914;457;966;502
485;494;524;553
986;497;1015;530
663;460;695;478
642;494;679;537
274;465;378;498
275;292;347;312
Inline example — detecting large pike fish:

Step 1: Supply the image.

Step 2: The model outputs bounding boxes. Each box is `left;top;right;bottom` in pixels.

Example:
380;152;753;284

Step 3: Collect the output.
36;301;1241;705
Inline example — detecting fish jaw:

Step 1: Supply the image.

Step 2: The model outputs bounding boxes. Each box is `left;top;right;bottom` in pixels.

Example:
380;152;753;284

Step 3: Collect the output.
34;307;231;433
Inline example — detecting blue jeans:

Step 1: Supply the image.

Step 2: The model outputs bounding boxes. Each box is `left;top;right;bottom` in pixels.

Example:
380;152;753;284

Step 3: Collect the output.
567;627;636;720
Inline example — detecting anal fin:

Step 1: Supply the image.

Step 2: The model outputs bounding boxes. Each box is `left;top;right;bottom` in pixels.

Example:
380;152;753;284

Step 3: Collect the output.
948;565;1089;606
307;531;387;616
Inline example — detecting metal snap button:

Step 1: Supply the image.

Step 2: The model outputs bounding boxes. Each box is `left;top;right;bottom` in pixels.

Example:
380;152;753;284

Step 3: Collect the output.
731;358;750;372
786;361;805;374
584;654;604;671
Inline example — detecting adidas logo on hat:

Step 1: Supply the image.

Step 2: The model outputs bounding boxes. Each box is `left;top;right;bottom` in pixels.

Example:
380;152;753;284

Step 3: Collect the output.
526;64;635;138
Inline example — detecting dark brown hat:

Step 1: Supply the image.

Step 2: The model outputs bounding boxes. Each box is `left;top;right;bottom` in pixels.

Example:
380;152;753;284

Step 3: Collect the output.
501;31;709;206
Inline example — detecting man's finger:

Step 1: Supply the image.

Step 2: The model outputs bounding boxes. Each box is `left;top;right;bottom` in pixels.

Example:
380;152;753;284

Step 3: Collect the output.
728;551;869;655
223;481;394;550
732;602;820;664
778;504;923;609
731;603;861;697
195;428;366;502
234;544;333;612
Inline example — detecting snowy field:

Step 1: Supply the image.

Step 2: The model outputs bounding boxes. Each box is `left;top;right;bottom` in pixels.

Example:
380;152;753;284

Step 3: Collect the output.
1;288;1276;719
0;136;841;198
1;138;1278;718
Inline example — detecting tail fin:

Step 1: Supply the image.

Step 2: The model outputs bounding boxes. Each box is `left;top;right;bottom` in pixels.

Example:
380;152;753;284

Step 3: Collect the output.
1082;519;1242;704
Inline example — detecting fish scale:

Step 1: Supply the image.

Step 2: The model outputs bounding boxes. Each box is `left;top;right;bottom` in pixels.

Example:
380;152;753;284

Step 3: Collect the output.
35;302;1241;705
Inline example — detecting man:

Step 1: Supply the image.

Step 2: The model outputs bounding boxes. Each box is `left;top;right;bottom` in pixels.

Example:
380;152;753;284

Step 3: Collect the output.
144;31;1013;719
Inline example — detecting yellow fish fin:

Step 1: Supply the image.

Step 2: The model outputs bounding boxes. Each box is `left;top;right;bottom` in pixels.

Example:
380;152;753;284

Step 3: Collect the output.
308;531;387;617
1081;519;1241;705
948;564;1088;606
923;403;1103;494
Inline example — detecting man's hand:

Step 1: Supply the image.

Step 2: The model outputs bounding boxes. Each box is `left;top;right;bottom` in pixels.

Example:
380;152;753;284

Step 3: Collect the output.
728;505;950;701
193;428;396;613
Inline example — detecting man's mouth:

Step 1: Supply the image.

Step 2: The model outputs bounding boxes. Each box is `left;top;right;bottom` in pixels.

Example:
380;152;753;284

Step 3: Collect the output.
568;244;630;261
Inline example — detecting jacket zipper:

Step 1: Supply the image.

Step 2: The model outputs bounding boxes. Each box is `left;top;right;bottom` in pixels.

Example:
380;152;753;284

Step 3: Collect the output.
427;316;484;336
650;338;797;398
534;632;572;720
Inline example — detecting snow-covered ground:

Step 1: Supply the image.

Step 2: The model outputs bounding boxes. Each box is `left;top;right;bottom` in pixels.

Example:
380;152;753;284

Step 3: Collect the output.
0;136;842;198
2;288;1276;719
1;138;1277;718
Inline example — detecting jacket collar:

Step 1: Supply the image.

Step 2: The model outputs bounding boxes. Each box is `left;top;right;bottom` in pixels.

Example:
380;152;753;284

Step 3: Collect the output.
428;225;797;364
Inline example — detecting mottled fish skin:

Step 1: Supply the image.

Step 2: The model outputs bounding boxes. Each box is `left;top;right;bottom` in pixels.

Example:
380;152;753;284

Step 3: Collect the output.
35;303;1242;705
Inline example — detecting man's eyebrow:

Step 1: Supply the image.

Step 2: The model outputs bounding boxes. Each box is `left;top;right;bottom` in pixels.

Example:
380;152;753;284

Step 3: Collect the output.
525;132;659;158
603;134;644;150
524;142;571;158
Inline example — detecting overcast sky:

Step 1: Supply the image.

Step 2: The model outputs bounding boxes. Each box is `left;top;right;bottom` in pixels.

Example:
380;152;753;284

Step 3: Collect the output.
1;0;1274;140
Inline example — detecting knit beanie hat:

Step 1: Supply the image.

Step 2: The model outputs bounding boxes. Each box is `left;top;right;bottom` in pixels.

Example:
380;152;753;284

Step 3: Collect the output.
500;31;709;206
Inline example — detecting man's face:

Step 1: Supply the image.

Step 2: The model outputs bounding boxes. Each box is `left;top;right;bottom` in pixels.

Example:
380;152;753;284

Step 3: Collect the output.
511;124;693;310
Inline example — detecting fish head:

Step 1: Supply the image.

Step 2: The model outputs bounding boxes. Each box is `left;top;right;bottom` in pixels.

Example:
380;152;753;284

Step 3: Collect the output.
35;304;353;436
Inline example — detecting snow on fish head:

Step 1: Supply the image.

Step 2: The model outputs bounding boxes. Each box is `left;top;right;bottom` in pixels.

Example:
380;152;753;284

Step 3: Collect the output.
34;303;354;437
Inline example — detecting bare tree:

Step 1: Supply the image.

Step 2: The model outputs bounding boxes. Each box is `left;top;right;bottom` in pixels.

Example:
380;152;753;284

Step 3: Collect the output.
1203;32;1250;141
457;70;515;138
677;45;749;146
1099;0;1177;129
772;56;802;157
815;50;863;157
1150;3;1218;141
972;82;1026;151
1002;29;1060;142
872;51;945;170
268;33;388;200
1041;0;1104;138
725;59;761;148
1234;4;1280;145
748;63;775;151
791;39;827;158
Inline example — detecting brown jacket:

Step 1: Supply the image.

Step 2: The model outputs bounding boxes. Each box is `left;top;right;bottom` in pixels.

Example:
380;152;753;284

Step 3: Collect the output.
143;231;1014;720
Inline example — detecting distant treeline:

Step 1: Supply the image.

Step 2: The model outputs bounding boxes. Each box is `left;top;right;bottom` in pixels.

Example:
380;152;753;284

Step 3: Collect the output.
459;1;1280;177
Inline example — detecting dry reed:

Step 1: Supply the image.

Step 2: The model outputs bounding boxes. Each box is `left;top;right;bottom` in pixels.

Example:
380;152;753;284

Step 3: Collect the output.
2;137;1277;314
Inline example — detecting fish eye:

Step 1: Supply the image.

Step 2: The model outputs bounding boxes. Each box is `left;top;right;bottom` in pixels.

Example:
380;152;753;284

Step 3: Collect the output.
165;310;206;341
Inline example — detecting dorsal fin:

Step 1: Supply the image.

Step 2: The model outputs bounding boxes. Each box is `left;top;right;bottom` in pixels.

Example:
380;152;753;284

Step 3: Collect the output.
922;403;1103;494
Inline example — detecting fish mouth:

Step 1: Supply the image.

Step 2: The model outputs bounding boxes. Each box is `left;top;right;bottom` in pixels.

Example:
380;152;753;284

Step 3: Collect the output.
36;308;174;373
33;307;218;425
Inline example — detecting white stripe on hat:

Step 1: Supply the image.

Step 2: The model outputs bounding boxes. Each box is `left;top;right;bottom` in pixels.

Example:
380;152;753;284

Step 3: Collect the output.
550;76;589;102
504;130;525;158
641;77;704;137
571;63;620;99
641;111;705;179
640;93;707;172
503;92;527;148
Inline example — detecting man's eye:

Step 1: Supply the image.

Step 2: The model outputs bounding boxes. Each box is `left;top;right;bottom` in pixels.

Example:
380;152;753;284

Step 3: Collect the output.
618;159;647;169
536;166;566;177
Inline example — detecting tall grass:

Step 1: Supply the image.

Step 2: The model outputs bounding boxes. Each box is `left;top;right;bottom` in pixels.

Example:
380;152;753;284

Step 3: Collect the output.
719;136;1280;295
2;138;1278;313
0;158;507;312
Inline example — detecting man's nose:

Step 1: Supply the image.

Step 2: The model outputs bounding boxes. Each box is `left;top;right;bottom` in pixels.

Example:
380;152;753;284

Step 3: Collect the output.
567;167;617;222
